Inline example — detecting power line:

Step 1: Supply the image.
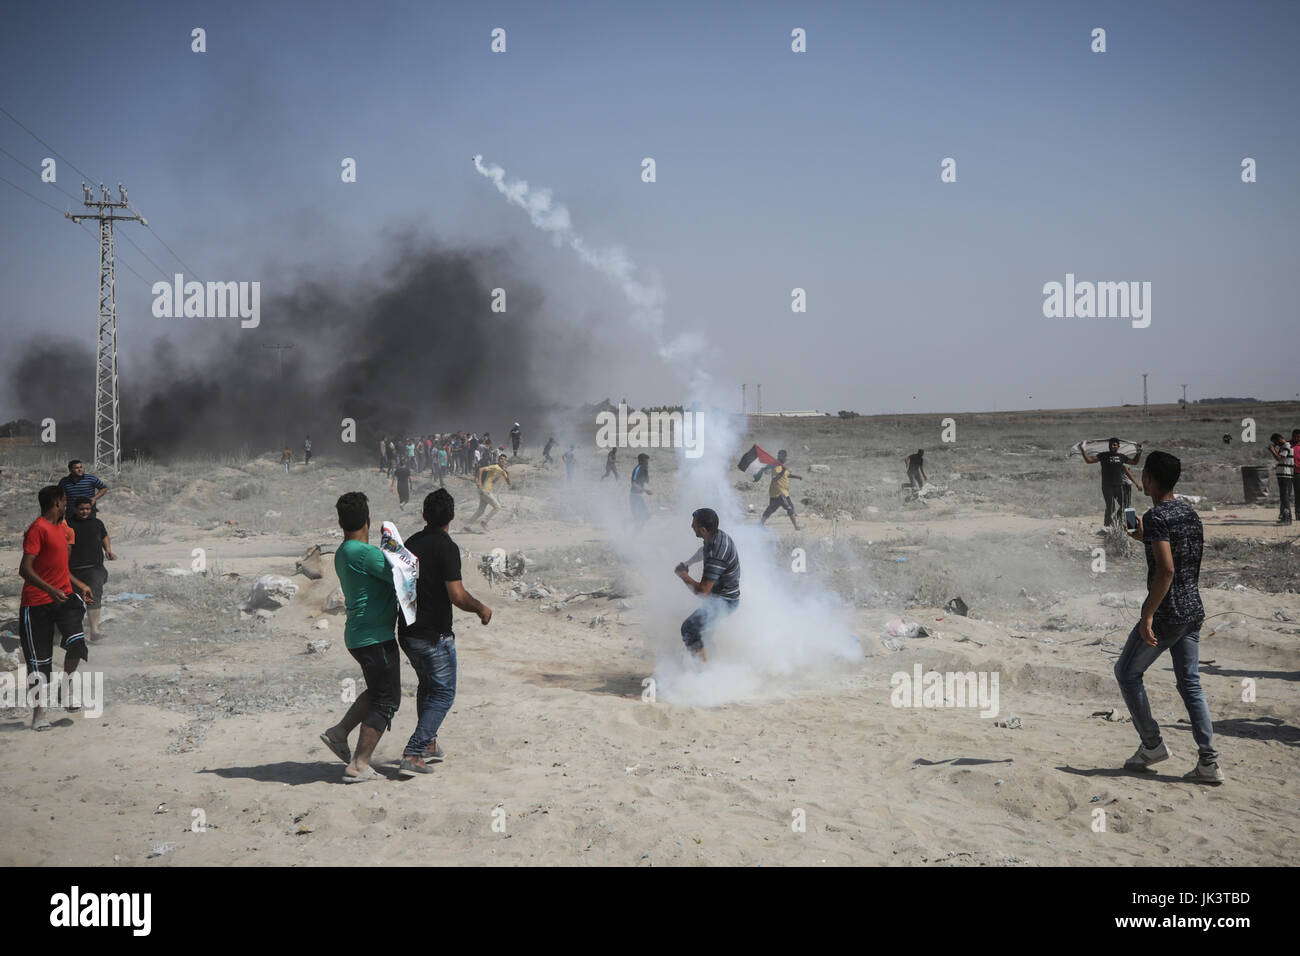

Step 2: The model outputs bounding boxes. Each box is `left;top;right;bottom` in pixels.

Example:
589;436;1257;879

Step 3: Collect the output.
1;104;203;282
0;173;155;289
0;104;98;184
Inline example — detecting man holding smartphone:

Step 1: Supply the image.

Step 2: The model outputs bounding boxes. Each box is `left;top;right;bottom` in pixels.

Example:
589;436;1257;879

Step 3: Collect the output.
1113;451;1222;784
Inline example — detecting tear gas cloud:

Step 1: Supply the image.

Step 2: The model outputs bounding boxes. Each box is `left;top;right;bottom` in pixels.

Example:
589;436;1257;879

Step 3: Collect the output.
475;157;863;704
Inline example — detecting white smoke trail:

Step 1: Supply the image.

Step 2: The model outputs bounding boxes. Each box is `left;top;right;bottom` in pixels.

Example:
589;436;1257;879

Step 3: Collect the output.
473;155;694;371
473;155;862;704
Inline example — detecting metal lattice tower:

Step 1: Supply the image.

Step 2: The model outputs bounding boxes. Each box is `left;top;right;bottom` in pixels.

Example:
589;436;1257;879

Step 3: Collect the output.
66;183;146;473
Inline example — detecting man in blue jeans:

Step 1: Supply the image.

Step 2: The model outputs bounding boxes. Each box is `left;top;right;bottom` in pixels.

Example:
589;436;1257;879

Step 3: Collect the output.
675;508;741;663
395;489;492;774
1116;450;1223;784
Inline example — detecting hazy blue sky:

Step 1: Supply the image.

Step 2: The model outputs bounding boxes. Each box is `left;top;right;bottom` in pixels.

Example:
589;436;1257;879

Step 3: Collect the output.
2;0;1297;418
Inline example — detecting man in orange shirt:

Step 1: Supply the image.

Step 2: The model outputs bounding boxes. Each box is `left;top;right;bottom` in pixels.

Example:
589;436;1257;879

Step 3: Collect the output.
18;486;95;730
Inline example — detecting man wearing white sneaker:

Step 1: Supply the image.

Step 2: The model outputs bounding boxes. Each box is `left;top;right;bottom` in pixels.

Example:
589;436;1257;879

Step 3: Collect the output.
1115;451;1222;784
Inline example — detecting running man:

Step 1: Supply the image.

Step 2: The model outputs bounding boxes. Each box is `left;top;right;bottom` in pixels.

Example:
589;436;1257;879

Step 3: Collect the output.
1115;451;1222;784
542;436;556;465
602;447;619;480
510;422;522;458
319;492;401;783
66;497;115;643
391;457;412;509
18;486;95;729
58;460;107;516
563;445;576;482
1080;437;1143;530
630;453;652;531
395;489;492;774
760;449;803;529
674;508;741;663
468;454;510;530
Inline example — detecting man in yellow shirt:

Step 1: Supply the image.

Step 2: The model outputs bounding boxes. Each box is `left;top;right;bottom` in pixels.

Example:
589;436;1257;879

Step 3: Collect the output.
468;454;510;530
760;449;803;530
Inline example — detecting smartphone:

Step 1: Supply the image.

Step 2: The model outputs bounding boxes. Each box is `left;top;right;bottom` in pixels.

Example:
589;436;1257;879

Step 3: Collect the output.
1123;507;1138;532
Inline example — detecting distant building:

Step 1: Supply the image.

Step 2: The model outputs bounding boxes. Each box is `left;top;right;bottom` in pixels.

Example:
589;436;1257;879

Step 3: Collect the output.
756;410;826;418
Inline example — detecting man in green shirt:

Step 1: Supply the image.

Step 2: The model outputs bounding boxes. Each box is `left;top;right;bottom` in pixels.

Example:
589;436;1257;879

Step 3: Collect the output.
319;491;400;783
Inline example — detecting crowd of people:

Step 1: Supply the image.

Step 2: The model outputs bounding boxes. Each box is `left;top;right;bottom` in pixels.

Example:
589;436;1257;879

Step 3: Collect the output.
12;424;1260;790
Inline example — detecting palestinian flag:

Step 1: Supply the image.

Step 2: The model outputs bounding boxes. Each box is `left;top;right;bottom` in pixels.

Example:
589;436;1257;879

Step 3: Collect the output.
737;444;778;482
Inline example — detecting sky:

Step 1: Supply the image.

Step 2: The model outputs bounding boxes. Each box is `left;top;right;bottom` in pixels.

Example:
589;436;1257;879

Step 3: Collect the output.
2;0;1297;420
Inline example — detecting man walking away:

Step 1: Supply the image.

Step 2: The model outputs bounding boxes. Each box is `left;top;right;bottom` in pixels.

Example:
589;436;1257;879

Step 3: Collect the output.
674;508;741;663
760;449;803;529
468;454;510;531
563;445;576;482
281;447;292;474
303;435;312;465
1268;433;1293;525
510;422;522;458
391;458;412;509
1080;437;1143;531
58;460;107;516
320;492;401;783
395;490;492;773
542;436;556;466
903;449;926;493
1115;451;1222;784
630;453;652;531
602;447;619;480
66;498;115;643
18;486;95;729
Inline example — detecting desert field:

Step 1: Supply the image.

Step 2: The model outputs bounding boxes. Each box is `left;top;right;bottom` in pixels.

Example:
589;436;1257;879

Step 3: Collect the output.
1;401;1297;866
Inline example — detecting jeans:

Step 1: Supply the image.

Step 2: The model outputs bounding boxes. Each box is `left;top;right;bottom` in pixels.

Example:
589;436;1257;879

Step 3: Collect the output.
1102;482;1124;527
398;634;457;756
1278;475;1294;522
680;597;738;651
1114;619;1218;763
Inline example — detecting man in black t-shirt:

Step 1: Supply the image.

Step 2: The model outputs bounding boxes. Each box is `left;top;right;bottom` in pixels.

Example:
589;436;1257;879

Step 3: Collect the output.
1114;451;1222;784
1080;437;1143;530
66;497;115;642
395;489;492;774
390;459;412;508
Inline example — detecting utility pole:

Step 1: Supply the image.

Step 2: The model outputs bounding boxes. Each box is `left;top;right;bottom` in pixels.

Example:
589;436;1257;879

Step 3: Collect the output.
1181;383;1188;413
757;384;762;417
66;183;145;474
263;343;296;450
1142;373;1149;417
741;384;746;416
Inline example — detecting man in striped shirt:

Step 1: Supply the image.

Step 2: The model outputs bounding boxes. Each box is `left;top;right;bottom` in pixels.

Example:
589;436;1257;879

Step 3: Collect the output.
674;508;741;662
57;461;107;516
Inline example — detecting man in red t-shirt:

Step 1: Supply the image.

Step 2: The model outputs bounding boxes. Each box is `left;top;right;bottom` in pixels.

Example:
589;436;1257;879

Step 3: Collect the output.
18;485;94;731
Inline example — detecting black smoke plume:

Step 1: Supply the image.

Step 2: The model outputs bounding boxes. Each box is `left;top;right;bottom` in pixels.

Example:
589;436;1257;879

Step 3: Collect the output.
5;239;584;461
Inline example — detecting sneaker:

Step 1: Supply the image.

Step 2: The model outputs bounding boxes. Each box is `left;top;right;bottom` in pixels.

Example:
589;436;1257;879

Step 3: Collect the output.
1123;741;1171;770
1184;760;1224;784
421;743;445;763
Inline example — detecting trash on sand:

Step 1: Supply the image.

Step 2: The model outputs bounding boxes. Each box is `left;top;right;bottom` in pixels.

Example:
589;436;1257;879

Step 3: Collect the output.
944;597;968;617
993;716;1022;729
885;618;930;639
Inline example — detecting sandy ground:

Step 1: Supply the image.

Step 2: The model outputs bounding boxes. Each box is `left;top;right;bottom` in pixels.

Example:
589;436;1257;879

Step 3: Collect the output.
1;440;1297;867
